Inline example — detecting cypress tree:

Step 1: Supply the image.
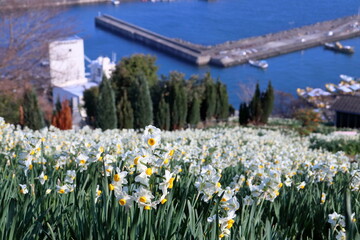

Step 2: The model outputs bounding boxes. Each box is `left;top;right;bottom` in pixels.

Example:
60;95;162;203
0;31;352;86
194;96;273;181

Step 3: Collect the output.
215;82;229;121
200;73;216;121
260;81;275;124
169;80;187;130
22;87;45;130
55;96;62;113
83;86;99;127
239;102;250;125
156;95;170;131
117;90;134;129
130;73;153;129
96;77;117;130
187;94;201;127
249;83;262;124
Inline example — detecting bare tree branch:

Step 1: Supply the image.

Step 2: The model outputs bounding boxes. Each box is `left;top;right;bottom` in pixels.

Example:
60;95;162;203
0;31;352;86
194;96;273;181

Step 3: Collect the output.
0;0;76;94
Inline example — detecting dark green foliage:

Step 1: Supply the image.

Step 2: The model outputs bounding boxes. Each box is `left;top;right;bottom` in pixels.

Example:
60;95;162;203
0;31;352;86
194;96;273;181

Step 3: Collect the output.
215;82;229;121
112;54;158;94
187;94;201;127
111;54;157;130
167;72;187;130
55;96;62;113
96;77;117;130
239;102;250;125
0;94;19;124
130;73;153;129
83;86;99;127
240;81;274;125
117;91;134;129
249;83;262;124
22;87;45;130
200;73;217;121
155;95;170;130
229;104;235;116
260;81;274;124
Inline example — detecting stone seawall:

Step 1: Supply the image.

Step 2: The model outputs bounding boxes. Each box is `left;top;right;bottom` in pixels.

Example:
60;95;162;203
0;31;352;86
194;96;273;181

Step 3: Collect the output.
95;14;211;65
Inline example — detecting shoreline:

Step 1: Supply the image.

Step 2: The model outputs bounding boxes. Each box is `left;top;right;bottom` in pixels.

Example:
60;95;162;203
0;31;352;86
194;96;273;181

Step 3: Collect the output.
0;0;142;10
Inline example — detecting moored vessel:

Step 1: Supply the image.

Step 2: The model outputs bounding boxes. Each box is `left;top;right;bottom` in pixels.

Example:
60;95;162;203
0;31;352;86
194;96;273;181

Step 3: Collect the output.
248;59;268;69
324;42;354;54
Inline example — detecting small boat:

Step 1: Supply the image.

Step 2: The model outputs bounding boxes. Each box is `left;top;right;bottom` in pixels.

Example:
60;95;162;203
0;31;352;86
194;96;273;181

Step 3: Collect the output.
325;83;338;93
324;42;354;54
340;74;355;83
248;59;268;69
112;0;120;5
337;85;353;94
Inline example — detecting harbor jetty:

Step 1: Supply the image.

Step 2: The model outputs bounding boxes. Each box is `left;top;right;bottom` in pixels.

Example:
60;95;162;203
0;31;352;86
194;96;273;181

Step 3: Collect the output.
95;15;211;65
95;14;360;67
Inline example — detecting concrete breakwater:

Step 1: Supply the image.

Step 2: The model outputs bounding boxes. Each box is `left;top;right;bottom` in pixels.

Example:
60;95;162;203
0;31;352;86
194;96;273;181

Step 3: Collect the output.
95;14;360;67
95;14;211;65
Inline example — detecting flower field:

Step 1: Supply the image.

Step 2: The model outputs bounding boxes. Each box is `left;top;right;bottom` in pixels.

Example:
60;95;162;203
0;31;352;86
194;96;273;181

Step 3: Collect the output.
0;117;359;239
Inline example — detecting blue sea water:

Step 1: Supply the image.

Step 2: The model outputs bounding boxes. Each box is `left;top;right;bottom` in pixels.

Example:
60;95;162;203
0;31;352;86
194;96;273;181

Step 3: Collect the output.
62;0;360;107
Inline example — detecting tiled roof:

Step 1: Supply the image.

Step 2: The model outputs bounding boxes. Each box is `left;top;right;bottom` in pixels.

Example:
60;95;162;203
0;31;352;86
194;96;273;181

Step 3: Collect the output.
331;95;360;114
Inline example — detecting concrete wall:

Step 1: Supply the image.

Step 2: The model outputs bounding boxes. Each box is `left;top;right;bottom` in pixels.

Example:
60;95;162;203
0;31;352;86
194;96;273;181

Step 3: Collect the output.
49;37;87;87
95;15;211;66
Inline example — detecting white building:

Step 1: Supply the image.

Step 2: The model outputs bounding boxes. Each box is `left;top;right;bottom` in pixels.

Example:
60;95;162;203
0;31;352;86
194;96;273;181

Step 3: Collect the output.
49;36;116;128
49;36;87;87
89;56;116;84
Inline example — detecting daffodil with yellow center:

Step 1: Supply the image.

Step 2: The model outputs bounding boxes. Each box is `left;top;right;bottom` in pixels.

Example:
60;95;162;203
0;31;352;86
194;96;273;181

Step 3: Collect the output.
168;178;175;189
119;199;126;206
114;174;120;182
145;168;153;176
139;196;147;203
161;199;167;204
147;138;156;146
227;219;235;229
99;146;104;153
134;156;140;165
58;189;65;194
109;184;115;191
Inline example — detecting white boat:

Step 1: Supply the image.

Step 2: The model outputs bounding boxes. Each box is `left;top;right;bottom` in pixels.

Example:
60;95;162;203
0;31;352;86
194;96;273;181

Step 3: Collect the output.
112;0;120;5
340;74;355;83
248;59;268;69
325;83;338;93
